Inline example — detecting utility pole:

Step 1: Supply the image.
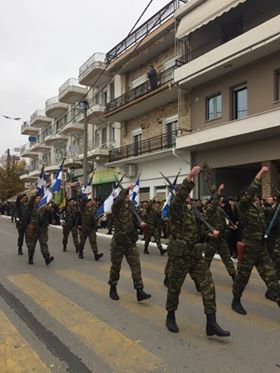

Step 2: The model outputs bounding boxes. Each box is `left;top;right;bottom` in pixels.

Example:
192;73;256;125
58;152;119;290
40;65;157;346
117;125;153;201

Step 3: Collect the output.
6;148;10;175
80;100;89;185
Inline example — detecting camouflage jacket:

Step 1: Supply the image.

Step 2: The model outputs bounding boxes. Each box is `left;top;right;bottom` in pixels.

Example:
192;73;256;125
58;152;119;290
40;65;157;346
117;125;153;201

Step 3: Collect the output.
112;189;138;242
142;202;161;230
206;192;228;236
64;206;80;227
80;204;97;230
237;178;266;242
28;198;49;228
169;178;202;245
15;202;30;226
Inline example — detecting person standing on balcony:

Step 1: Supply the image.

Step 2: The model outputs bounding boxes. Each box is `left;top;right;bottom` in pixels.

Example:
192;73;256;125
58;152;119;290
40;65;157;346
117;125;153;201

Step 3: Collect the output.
109;185;151;302
147;65;158;90
165;165;230;337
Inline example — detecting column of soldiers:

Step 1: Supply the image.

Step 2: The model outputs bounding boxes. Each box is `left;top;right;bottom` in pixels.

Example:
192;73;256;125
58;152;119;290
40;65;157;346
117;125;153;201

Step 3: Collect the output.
12;164;280;339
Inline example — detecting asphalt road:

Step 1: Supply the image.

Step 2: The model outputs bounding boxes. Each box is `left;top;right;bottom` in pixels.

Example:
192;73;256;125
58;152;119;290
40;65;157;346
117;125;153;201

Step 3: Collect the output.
0;215;280;373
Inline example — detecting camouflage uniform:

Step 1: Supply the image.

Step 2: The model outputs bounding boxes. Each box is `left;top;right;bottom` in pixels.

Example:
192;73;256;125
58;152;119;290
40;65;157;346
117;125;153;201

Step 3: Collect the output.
79;202;99;255
15;196;30;252
109;188;144;289
62;204;80;252
25;196;52;260
142;201;163;254
166;178;216;315
233;178;280;302
106;213;113;234
264;205;280;278
204;193;236;278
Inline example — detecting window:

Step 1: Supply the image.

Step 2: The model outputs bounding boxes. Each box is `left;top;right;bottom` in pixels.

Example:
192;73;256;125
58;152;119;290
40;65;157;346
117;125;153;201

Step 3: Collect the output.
276;70;280;101
101;127;107;146
109;82;115;101
232;84;247;120
206;94;222;120
133;132;142;156
165;118;178;147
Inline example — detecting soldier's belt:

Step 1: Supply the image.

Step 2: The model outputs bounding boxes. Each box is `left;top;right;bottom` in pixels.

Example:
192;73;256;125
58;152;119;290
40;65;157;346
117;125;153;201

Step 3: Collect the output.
168;239;204;259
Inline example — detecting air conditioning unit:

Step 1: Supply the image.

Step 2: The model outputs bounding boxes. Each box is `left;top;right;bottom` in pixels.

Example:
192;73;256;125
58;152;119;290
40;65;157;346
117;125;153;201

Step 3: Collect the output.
126;164;138;178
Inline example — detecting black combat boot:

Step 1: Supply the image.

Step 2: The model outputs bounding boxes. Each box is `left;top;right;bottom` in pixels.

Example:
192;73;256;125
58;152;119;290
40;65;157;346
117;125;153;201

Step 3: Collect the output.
18;247;23;255
28;255;34;265
78;250;84;259
166;311;179;333
206;313;230;337
45;255;54;266
231;297;247;315
163;275;169;288
63;245;67;252
265;289;276;302
143;247;150;255
109;285;120;301
136;288;151;302
75;245;79;253
159;246;168;256
94;252;103;261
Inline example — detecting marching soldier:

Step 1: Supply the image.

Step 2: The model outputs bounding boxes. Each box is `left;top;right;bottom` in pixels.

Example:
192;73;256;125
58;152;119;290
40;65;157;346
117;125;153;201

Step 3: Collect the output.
78;198;103;261
232;166;280;314
109;185;151;302
204;184;237;281
15;193;29;255
165;165;230;337
142;200;167;256
25;194;54;265
62;198;80;253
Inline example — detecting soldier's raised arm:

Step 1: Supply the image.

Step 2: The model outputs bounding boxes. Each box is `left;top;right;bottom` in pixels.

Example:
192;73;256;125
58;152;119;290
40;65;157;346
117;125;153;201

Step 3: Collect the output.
245;166;268;202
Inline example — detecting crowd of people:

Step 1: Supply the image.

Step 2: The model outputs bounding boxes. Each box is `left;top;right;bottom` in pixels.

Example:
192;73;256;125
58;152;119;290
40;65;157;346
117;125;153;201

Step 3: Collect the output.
4;165;280;338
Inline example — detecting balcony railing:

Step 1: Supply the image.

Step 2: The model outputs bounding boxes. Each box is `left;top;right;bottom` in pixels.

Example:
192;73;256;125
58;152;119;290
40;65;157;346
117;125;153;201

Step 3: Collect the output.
30;110;46;122
79;53;106;77
105;65;176;113
108;129;189;162
105;0;187;64
59;78;83;95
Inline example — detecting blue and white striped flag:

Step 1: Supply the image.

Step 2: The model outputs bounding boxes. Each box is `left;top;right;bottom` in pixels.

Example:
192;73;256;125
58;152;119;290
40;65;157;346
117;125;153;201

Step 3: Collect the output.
38;187;53;208
36;165;46;197
161;189;175;219
96;174;125;217
52;164;63;193
81;172;94;200
129;177;140;206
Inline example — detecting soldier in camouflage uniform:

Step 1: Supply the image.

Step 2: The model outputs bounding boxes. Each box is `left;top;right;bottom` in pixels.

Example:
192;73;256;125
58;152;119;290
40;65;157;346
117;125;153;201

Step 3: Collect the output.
62;198;80;253
15;193;29;255
204;184;237;281
109;185;151;302
142;200;167;255
232;166;280;314
25;195;54;265
78;198;103;260
165;166;230;337
106;213;113;234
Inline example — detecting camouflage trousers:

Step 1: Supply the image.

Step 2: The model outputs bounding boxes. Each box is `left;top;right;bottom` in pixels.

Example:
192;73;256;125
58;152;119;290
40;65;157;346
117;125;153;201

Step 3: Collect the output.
144;227;162;250
62;224;79;249
166;254;216;314
233;240;280;302
17;224;26;249
79;228;98;253
205;237;236;277
267;238;280;279
25;226;50;258
109;238;143;289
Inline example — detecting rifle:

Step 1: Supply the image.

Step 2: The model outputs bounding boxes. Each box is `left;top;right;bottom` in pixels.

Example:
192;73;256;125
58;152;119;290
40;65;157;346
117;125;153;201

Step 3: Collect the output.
264;202;280;239
192;205;215;233
218;206;238;230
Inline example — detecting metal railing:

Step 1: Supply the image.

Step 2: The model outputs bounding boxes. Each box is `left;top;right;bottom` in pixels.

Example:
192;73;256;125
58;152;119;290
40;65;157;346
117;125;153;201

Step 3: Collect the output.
105;65;176;112
108;129;189;162
46;96;59;107
59;78;83;95
79;52;106;77
21;122;38;131
30;110;47;122
105;0;187;64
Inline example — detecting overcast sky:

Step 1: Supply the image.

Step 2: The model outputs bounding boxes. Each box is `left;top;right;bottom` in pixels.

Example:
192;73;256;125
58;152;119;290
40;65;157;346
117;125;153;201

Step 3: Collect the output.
0;0;169;156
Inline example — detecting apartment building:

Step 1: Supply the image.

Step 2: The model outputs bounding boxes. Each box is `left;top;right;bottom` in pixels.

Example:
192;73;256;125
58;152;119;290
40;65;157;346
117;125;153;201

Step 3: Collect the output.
105;0;190;201
174;0;280;197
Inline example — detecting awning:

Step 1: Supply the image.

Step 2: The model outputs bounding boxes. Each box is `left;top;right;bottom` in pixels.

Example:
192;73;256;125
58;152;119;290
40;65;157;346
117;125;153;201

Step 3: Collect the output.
92;168;119;185
7;189;36;202
176;0;248;39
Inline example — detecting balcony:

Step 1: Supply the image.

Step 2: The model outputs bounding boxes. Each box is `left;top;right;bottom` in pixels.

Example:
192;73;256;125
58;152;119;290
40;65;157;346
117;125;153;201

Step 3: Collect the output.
20;143;39;158
60;121;84;135
44;158;64;173
45;97;68;119
58;78;88;104
174;14;280;89
108;129;189;164
87;100;106;125
30;141;51;153
79;53;110;87
20;122;40;136
105;0;186;64
87;140;112;159
104;65;177;122
30;110;52;128
44;132;68;146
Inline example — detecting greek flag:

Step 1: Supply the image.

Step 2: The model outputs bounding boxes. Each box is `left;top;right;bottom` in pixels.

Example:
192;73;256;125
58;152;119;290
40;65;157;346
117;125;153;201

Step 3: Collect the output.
161;189;175;219
81;172;94;200
38;188;53;208
52;164;63;193
96;174;125;217
129;177;140;206
36;165;46;196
